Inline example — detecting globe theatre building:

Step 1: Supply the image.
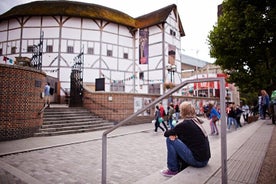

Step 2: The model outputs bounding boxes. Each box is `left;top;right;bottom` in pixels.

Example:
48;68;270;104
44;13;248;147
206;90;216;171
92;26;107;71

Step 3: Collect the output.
0;1;185;98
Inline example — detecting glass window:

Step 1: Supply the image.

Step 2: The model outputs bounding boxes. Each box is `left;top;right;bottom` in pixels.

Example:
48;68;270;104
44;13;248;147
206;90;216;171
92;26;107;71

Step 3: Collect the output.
123;53;128;59
46;45;53;53
27;46;33;53
87;47;94;54
11;47;16;54
67;46;74;53
107;50;112;57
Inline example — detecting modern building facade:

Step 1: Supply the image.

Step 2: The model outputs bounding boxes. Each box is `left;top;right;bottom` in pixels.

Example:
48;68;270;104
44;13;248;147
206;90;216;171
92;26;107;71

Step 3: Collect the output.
0;1;185;96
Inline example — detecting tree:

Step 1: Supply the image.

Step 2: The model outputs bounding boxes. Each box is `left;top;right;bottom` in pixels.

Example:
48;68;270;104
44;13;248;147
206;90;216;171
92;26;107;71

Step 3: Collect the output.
208;0;276;97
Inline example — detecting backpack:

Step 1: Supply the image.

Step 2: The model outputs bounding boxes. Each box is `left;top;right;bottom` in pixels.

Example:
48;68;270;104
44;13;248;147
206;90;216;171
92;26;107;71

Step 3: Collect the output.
49;87;54;95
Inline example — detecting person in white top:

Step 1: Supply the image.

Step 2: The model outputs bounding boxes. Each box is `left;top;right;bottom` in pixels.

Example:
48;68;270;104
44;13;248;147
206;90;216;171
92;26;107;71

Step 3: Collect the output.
242;103;250;123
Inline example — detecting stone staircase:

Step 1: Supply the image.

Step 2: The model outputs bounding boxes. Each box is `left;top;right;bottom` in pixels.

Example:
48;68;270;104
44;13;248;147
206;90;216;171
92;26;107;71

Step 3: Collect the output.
34;105;115;136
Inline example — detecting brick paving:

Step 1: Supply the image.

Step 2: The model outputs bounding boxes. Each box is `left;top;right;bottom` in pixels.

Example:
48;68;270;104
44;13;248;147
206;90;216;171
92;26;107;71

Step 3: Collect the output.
0;130;167;184
257;124;276;184
0;119;275;184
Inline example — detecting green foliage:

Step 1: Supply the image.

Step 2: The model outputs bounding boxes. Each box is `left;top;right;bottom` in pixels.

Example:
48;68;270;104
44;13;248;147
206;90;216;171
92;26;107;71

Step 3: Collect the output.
208;0;276;101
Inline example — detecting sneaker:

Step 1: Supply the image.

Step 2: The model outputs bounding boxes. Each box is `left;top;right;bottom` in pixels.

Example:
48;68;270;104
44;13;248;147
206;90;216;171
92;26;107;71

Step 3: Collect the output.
160;169;178;177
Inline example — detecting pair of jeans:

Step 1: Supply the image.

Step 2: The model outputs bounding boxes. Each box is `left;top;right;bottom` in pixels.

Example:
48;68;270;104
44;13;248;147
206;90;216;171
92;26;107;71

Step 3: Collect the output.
227;117;238;129
210;120;219;134
168;118;174;129
166;138;209;172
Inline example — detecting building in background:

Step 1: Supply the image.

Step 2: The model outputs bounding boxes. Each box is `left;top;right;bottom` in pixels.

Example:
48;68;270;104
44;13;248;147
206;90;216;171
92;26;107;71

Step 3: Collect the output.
180;55;240;105
0;1;184;98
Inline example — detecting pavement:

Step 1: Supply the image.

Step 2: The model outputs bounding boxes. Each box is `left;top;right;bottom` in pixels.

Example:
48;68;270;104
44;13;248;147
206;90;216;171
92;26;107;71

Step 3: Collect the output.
0;117;275;184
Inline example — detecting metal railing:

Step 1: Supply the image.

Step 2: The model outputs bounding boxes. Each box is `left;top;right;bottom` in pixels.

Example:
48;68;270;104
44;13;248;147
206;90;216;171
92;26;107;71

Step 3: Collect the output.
102;77;227;184
38;105;47;115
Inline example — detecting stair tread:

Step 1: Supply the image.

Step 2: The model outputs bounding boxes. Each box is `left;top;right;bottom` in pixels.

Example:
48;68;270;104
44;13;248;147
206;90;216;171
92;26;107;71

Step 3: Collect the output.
36;106;114;137
34;126;113;136
41;123;114;131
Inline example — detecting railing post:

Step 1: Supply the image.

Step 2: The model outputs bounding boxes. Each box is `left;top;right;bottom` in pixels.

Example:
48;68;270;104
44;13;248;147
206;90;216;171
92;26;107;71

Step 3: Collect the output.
102;134;107;184
219;78;228;184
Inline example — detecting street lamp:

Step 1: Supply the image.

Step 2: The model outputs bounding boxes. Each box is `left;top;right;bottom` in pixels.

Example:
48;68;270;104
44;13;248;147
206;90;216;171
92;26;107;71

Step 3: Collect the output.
165;64;177;103
226;87;229;103
166;64;177;83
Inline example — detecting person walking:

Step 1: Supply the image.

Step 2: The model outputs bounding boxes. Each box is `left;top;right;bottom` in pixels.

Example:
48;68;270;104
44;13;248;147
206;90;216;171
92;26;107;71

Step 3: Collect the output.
160;101;210;177
159;103;168;131
44;82;51;108
168;103;175;129
258;93;263;119
154;105;165;132
261;89;270;119
227;104;238;130
174;104;180;122
207;103;220;135
235;105;243;127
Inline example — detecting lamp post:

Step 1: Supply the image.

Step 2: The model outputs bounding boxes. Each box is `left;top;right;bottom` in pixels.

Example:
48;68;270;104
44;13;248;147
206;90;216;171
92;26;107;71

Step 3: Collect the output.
166;64;177;83
166;64;177;103
226;87;229;103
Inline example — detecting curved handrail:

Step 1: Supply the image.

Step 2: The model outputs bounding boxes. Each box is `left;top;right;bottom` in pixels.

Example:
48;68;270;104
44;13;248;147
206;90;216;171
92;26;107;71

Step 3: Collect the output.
102;77;227;184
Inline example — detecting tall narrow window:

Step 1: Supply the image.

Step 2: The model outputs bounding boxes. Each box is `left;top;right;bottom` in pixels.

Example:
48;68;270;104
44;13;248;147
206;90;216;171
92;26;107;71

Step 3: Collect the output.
107;50;112;57
11;47;16;54
87;47;94;55
123;53;128;59
67;46;74;53
46;45;53;53
27;46;33;53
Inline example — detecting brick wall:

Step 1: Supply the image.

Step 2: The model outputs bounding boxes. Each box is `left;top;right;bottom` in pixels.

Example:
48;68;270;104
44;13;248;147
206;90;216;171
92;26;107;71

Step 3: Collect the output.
0;64;46;141
83;87;219;126
83;90;158;125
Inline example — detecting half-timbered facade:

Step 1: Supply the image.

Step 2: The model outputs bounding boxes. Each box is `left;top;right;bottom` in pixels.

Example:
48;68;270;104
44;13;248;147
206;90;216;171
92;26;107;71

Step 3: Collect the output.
0;1;184;95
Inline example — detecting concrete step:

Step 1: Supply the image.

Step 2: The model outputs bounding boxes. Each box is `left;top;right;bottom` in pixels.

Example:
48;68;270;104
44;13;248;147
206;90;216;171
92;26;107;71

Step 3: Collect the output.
36;106;114;136
34;125;113;136
43;117;103;123
42;120;109;127
40;123;113;132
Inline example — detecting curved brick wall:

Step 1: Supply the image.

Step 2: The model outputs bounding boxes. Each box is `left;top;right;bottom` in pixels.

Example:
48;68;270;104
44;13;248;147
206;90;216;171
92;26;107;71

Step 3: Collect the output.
0;64;46;141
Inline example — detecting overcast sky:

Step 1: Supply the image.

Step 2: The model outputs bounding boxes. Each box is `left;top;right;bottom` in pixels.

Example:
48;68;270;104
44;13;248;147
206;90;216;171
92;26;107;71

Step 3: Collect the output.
0;0;223;63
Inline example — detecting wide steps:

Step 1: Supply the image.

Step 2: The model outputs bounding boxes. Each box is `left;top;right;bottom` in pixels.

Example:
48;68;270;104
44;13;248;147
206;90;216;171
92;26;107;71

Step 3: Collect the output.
34;126;113;136
34;106;114;136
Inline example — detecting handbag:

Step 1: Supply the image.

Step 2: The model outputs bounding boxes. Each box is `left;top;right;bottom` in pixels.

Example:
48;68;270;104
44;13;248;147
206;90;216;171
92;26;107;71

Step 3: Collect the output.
158;117;163;123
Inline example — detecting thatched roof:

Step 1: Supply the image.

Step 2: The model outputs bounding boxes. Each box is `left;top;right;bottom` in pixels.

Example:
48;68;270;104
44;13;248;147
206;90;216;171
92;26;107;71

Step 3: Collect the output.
0;1;185;36
136;4;185;36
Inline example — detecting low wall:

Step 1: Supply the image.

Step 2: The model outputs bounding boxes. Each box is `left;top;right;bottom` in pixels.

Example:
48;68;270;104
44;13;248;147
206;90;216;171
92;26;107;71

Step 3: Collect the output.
0;64;46;141
83;89;158;125
83;87;219;125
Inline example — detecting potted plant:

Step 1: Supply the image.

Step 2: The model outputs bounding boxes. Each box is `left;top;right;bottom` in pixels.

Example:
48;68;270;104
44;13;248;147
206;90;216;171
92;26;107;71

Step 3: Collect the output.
164;82;175;90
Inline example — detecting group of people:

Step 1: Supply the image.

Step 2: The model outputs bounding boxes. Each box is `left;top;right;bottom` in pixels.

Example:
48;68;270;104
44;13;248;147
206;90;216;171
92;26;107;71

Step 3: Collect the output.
203;102;250;136
154;103;180;132
156;89;273;177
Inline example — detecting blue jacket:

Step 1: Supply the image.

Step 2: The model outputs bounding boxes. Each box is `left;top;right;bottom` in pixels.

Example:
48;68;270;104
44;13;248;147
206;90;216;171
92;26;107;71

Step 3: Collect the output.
209;108;220;119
